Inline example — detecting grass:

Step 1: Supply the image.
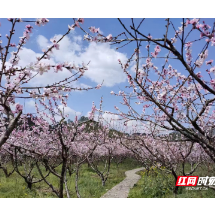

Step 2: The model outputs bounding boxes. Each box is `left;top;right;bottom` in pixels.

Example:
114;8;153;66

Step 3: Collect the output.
4;159;214;198
128;164;215;198
0;158;141;198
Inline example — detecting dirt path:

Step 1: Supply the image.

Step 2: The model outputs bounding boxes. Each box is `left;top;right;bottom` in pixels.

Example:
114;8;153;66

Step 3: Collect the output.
101;167;144;198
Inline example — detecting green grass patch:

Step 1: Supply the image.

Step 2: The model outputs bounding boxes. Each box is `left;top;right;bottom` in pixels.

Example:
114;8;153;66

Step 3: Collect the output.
0;158;141;198
128;165;215;198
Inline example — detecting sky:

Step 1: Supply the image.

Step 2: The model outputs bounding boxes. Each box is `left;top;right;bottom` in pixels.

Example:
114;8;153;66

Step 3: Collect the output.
1;18;215;131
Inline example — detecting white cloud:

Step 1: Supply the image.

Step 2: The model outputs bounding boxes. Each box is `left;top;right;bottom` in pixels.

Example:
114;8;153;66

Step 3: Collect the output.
80;42;127;86
37;35;49;50
36;34;128;87
4;31;128;89
18;48;40;66
73;35;82;43
25;99;36;108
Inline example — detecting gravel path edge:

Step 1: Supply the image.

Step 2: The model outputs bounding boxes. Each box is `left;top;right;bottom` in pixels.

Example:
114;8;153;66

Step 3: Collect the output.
101;167;144;198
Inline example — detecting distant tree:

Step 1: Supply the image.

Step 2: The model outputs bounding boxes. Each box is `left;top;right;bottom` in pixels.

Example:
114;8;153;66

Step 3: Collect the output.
78;116;89;122
68;119;73;124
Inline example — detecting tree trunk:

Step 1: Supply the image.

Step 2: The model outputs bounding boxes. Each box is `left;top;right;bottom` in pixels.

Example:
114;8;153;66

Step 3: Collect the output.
75;165;81;198
102;179;106;186
101;175;106;186
27;182;32;190
173;185;179;196
171;169;178;196
59;157;67;198
0;166;8;177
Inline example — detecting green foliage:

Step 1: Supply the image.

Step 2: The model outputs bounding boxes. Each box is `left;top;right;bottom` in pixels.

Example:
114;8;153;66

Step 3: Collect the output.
108;129;123;138
76;116;124;137
128;165;215;198
128;167;175;198
78;116;89;123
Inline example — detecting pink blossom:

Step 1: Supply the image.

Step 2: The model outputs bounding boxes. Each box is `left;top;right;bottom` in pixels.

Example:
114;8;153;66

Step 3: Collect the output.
196;23;201;29
50;37;60;50
89;26;99;34
106;34;112;41
55;64;63;73
10;43;16;47
68;24;75;31
35;18;49;26
17;18;22;22
96;84;102;89
211;37;215;46
196;72;202;78
200;32;205;38
210;66;215;74
148;35;152;40
171;37;177;43
185;19;190;25
26;24;33;33
151;51;158;58
195;50;208;68
23;31;30;40
155;45;161;52
75;21;80;28
206;60;213;65
92;37;98;42
15;103;23;113
41;18;49;24
190;18;199;25
53;43;60;50
210;79;215;89
50;37;57;44
185;42;192;48
77;18;84;24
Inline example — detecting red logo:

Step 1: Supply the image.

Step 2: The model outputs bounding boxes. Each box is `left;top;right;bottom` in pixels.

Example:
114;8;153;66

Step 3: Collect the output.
176;176;199;186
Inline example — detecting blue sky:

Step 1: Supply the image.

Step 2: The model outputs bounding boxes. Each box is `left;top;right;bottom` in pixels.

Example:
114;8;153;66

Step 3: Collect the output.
1;18;215;128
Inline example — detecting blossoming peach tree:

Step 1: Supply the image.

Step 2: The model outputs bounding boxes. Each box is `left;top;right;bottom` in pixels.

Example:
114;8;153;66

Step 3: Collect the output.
0;18;112;197
83;18;215;163
89;97;212;195
0;18;102;149
0;103;131;197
